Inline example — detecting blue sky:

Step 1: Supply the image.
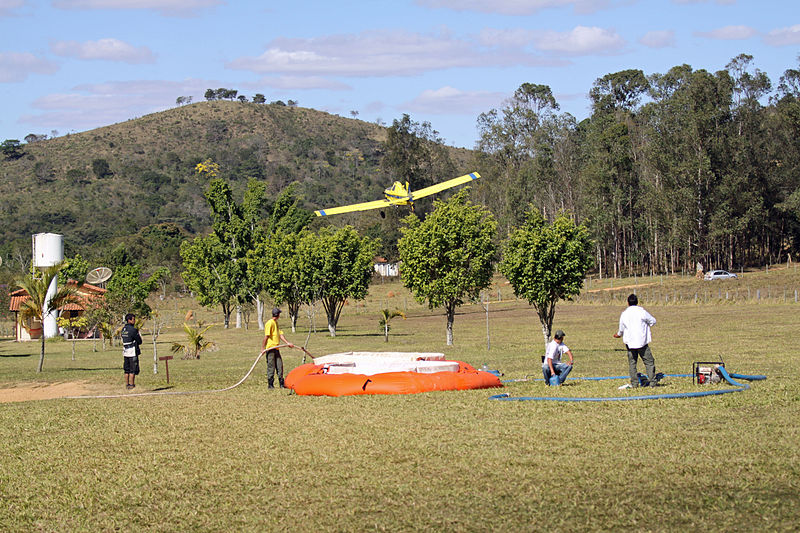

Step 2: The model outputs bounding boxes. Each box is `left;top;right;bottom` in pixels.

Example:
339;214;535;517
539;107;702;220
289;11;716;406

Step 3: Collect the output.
1;0;798;149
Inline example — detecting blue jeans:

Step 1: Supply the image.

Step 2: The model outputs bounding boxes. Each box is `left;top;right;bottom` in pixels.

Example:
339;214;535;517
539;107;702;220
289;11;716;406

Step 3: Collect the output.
543;363;572;385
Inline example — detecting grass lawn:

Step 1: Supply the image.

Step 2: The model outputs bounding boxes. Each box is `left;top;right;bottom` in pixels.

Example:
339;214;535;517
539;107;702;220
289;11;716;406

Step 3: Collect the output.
1;273;798;531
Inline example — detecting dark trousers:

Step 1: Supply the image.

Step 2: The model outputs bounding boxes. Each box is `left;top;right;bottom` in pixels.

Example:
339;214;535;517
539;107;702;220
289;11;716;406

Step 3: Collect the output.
627;344;656;386
266;349;284;386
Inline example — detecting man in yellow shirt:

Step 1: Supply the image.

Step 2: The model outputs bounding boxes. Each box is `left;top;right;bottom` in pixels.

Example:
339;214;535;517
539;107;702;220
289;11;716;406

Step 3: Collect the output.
262;307;294;389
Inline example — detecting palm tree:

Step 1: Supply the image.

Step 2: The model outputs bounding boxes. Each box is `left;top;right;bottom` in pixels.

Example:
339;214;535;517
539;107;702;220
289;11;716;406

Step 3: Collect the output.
16;263;79;372
171;322;216;359
379;309;406;342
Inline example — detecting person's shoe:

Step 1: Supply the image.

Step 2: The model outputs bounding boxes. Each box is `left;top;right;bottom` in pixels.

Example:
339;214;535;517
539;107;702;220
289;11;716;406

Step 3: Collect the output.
126;384;133;390
618;383;633;390
279;380;286;389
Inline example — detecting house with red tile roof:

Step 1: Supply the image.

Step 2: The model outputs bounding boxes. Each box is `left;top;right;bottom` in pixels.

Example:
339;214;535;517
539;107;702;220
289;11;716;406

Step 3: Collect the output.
8;281;106;341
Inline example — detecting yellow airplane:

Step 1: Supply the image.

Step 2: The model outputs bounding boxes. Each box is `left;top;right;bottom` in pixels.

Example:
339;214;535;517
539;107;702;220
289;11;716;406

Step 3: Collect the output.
314;172;481;216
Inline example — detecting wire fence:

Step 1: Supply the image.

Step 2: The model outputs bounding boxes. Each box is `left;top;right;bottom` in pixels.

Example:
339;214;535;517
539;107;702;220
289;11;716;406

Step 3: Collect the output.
574;285;800;306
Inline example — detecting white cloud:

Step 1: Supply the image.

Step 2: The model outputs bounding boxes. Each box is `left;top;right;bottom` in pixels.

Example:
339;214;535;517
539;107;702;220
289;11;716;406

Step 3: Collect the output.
639;30;676;48
405;86;506;115
535;26;626;55
227;29;563;78
415;0;618;15
0;0;24;16
52;0;222;17
51;38;155;64
19;78;212;131
0;52;59;83
251;76;351;91
695;25;757;40
763;24;800;46
478;28;537;48
479;25;625;55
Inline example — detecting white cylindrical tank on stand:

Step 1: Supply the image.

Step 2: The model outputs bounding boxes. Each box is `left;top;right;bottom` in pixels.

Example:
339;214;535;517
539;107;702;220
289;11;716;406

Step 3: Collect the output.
32;233;64;339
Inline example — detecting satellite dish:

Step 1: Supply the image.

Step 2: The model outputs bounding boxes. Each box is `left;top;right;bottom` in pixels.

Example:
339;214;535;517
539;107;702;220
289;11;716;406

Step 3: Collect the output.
86;266;113;285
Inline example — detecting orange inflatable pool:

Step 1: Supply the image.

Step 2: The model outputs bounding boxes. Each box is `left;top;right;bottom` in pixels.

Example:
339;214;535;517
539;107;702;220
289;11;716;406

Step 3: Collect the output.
285;352;503;396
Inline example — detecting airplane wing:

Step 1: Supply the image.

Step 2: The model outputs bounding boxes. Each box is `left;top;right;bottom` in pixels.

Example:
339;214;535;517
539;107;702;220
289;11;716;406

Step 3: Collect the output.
314;198;392;216
410;172;481;200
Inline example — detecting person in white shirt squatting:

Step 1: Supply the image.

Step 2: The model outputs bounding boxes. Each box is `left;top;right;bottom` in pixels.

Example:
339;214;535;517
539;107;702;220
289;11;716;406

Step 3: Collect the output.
542;329;574;386
614;293;658;388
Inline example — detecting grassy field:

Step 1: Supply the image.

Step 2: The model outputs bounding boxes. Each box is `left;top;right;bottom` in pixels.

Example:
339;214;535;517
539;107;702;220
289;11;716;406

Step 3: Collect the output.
1;272;798;531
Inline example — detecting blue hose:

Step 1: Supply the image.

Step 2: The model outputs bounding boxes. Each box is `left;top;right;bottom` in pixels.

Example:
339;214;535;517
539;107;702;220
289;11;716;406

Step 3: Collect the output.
501;373;691;384
490;367;765;402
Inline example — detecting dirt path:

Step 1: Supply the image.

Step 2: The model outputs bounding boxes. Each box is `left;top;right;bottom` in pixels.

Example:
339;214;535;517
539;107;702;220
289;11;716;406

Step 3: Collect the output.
0;381;105;403
586;281;659;292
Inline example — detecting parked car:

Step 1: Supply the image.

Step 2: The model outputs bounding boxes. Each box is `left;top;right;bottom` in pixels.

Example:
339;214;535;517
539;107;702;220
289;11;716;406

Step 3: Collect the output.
704;270;738;280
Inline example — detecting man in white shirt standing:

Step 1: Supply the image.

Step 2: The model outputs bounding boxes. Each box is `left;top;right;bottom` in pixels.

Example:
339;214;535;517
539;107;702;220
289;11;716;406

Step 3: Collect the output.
614;293;658;388
542;329;574;386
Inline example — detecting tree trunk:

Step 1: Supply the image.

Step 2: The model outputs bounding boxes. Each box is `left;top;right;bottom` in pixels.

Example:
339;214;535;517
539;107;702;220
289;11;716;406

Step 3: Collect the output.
540;321;550;349
235;305;242;329
37;335;45;372
537;302;555;349
484;298;490;351
152;335;159;374
384;322;389;342
256;295;264;331
222;301;231;329
323;297;341;337
445;302;455;346
289;301;301;333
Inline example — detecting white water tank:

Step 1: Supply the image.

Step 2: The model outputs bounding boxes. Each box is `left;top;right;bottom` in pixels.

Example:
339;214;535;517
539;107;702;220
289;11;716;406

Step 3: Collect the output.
33;233;64;267
32;233;64;338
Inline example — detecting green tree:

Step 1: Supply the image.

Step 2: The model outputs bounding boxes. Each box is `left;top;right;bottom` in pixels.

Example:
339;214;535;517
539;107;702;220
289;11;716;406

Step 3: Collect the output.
181;233;236;327
312;227;379;337
584;69;649;278
264;182;314;235
398;190;497;345
382;114;454;201
477;83;569;233
61;254;90;283
57;314;88;361
171;323;216;359
248;230;306;332
642;65;733;272
379;309;405;342
180;173;266;328
91;158;112;178
1;139;24;160
105;264;168;320
499;209;594;347
15;263;80;372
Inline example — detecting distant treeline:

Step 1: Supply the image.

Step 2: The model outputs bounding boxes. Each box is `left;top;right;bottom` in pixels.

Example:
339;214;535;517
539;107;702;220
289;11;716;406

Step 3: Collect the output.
475;54;800;277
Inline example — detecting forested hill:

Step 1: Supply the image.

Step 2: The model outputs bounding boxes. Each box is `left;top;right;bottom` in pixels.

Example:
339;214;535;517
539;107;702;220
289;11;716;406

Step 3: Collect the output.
0;100;473;269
